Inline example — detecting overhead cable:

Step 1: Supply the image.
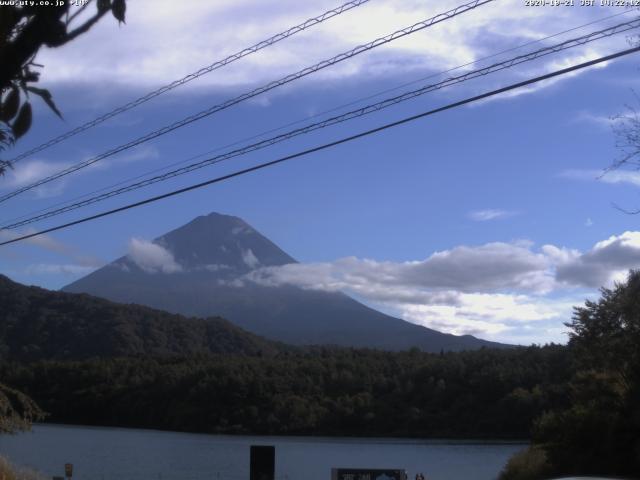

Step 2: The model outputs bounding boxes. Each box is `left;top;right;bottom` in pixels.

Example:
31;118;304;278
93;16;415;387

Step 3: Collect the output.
3;17;638;231
0;0;495;204
2;44;638;247
5;8;629;229
6;0;372;164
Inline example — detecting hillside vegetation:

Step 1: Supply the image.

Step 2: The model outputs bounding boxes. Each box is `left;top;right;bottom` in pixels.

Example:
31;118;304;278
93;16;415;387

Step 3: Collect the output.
1;346;570;438
1;271;638;478
0;275;278;360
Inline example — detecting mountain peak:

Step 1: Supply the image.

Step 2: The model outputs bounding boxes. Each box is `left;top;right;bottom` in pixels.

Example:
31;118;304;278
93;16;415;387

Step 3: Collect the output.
63;213;507;352
191;211;247;226
173;212;250;237
154;212;295;271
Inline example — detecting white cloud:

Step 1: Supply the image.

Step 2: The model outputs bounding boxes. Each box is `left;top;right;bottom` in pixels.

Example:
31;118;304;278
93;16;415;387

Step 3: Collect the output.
471;47;612;106
127;237;182;274
399;293;576;337
0;228;66;253
201;264;231;272
0;228;103;280
246;233;640;294
0;228;102;269
1;160;64;188
0;145;159;199
232;225;251;235
24;264;94;276
572;111;614;128
402;303;511;336
561;168;640;187
554;231;640;288
241;231;640;342
242;249;260;269
246;241;555;296
597;170;640;187
560;169;599;182
35;0;626;92
468;208;517;221
0;160;72;198
112;145;159;164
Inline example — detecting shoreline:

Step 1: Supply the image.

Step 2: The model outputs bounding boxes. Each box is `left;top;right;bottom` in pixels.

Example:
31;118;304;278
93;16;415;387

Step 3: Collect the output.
29;422;530;445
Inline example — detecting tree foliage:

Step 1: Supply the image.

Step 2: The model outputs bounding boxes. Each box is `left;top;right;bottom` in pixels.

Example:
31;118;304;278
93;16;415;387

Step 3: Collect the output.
0;0;127;433
0;273;575;438
0;274;279;361
0;0;127;174
0;382;45;434
0;345;572;439
502;270;640;479
605;92;640;213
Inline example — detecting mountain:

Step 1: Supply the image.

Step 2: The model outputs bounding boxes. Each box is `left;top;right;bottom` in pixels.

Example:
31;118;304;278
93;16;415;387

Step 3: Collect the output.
64;212;506;352
0;274;278;361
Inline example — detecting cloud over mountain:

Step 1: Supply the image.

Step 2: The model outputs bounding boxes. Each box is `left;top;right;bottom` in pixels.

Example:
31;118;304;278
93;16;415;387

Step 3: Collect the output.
245;241;554;294
64;212;504;352
61;208;640;345
242;232;640;341
127;238;183;274
114;226;640;342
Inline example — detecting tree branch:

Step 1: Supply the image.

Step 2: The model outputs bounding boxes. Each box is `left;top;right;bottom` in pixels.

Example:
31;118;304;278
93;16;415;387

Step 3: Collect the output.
48;8;107;47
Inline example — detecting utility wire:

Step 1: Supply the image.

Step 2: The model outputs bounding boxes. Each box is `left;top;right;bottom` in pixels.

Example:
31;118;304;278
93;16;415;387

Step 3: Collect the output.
3;8;630;229
0;0;494;205
3;17;638;231
2;45;638;247
7;0;372;165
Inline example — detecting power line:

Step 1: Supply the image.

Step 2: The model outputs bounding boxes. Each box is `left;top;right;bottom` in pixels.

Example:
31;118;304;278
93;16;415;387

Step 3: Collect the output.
6;8;633;233
4;9;630;229
6;0;372;165
2;44;638;247
4;17;638;231
0;0;495;205
298;8;635;121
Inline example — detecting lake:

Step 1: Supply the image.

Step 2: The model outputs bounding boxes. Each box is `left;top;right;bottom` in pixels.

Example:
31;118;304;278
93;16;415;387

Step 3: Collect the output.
0;424;527;480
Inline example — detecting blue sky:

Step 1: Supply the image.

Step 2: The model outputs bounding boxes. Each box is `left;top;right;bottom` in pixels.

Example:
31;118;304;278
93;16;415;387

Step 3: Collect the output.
2;0;640;345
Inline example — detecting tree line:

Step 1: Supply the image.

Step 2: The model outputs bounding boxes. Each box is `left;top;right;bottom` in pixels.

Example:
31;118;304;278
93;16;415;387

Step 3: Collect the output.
0;345;571;439
1;270;639;478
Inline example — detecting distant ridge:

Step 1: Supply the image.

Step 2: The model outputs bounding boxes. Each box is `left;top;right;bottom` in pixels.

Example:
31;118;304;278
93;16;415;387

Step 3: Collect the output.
63;212;508;352
0;274;278;361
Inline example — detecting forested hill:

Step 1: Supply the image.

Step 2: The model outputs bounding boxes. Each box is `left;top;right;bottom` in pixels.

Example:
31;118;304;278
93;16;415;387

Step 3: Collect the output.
1;346;572;439
0;274;278;361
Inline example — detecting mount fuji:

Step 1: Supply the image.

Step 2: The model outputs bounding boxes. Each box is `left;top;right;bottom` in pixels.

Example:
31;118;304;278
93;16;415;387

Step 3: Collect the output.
63;212;505;352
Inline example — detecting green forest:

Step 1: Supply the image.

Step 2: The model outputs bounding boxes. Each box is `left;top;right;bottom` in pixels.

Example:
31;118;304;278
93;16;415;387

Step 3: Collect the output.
0;274;279;360
0;272;639;479
0;346;570;439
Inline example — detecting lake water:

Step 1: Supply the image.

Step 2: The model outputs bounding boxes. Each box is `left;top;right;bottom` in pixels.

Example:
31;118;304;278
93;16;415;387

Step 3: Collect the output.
0;424;527;480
